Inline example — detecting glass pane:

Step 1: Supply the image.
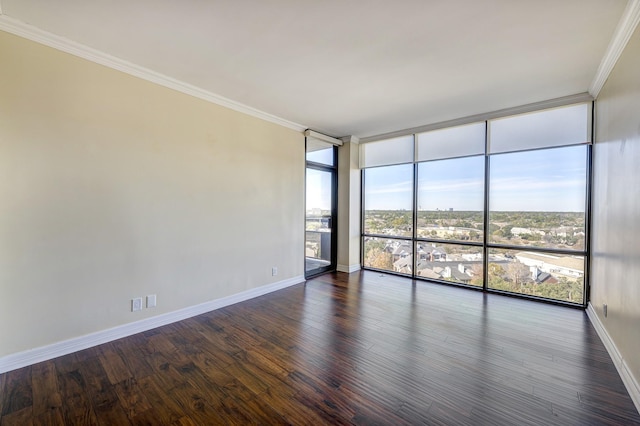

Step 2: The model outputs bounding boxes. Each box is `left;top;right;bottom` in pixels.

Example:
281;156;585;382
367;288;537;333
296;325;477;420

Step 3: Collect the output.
364;164;413;237
416;242;483;287
489;103;590;153
306;147;334;165
488;145;587;250
363;237;412;275
360;135;414;168
417;156;484;242
488;248;585;304
416;122;485;161
306;168;333;273
306;138;334;166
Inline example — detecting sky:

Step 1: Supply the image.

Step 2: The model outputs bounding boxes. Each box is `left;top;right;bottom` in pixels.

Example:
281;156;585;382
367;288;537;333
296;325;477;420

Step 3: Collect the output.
362;145;587;212
306;168;332;211
307;104;589;213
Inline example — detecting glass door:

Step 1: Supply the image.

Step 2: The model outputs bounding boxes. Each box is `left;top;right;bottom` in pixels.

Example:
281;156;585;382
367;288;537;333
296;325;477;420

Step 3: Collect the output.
305;138;337;277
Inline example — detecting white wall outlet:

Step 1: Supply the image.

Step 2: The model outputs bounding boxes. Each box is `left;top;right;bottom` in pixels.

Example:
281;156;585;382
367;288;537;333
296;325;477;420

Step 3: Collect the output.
131;297;143;312
147;294;157;308
272;266;278;276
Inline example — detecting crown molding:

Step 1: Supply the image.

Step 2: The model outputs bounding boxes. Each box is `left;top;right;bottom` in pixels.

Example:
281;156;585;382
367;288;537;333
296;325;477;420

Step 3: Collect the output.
341;135;360;144
589;0;640;98
0;15;307;132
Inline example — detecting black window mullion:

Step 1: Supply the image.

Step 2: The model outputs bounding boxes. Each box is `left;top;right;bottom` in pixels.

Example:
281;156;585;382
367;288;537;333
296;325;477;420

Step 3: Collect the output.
483;121;490;291
412;161;418;278
360;105;590;307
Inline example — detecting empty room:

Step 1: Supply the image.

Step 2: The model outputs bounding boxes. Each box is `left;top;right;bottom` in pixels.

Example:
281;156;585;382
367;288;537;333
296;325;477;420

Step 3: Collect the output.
1;0;639;424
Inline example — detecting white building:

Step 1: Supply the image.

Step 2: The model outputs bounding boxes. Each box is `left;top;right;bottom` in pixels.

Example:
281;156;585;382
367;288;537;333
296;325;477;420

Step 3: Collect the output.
515;252;583;279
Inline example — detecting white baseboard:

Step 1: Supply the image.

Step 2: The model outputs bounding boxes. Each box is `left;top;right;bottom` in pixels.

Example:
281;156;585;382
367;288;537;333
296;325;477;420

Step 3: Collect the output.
587;302;640;414
337;264;361;273
0;275;303;374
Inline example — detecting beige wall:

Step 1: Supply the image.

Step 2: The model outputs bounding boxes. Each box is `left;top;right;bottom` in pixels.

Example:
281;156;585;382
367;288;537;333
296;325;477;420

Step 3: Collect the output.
337;138;361;272
0;31;304;358
592;25;640;383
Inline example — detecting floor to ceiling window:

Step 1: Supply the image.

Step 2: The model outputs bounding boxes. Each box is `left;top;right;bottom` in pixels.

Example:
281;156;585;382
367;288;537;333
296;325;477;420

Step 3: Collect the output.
306;137;338;277
361;102;591;306
362;136;414;274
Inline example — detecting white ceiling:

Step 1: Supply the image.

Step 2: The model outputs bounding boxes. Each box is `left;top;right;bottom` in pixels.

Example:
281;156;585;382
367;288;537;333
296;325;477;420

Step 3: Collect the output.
0;0;629;139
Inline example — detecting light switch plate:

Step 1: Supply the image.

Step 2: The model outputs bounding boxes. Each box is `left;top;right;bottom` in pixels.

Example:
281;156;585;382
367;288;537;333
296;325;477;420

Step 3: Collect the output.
147;294;157;308
132;298;143;312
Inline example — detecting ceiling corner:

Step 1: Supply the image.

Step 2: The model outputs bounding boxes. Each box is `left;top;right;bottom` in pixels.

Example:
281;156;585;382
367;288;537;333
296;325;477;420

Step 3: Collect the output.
0;13;308;133
341;136;360;144
589;0;640;98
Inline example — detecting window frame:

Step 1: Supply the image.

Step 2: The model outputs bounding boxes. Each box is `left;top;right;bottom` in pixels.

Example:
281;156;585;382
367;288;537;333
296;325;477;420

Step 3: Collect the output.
360;102;592;308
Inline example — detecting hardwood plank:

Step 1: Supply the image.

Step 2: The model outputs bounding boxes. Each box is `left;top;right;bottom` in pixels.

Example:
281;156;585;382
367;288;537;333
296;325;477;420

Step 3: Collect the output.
143;351;186;393
77;356;131;425
97;342;132;385
57;369;98;426
0;370;6;418
0;406;33;426
1;271;639;424
181;349;237;393
1;366;32;417
113;377;152;420
253;386;329;425
170;416;198;426
111;334;154;380
52;354;79;376
219;394;289;425
134;375;185;425
32;407;65;426
167;382;226;425
31;362;62;418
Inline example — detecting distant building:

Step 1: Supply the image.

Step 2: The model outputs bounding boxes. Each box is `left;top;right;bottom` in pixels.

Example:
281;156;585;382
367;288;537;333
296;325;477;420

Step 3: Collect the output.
511;227;530;236
530;266;558;284
516;252;583;279
511;227;545;236
391;242;412;262
416;243;447;261
415;258;481;284
442;263;473;283
393;256;412;274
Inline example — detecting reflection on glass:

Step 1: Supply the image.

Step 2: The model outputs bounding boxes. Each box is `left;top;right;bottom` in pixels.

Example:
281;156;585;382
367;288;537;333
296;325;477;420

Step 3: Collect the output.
364;164;414;237
417;156;484;242
416;242;483;287
489;145;587;250
305;168;332;273
487;248;584;304
363;237;412;275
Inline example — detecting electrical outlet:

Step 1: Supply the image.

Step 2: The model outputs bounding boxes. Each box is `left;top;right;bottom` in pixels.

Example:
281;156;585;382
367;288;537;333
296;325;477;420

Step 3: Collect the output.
132;297;143;312
147;294;157;308
603;304;608;317
272;266;278;276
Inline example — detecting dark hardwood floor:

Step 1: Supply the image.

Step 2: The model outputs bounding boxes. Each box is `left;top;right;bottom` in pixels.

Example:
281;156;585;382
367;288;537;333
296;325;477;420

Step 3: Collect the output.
1;271;639;425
